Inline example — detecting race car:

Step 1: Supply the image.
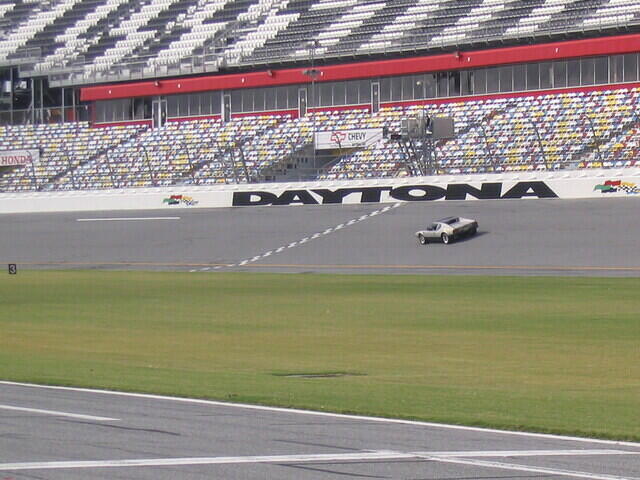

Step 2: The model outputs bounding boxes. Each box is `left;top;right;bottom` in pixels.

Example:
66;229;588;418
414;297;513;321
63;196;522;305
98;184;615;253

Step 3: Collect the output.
416;217;478;245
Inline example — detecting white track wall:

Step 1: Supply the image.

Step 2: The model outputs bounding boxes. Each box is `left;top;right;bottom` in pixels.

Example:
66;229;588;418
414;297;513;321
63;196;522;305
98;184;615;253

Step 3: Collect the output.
1;169;639;214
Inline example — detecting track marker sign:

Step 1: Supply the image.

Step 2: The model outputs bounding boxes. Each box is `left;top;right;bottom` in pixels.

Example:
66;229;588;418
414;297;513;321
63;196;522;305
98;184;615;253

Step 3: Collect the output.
8;264;17;275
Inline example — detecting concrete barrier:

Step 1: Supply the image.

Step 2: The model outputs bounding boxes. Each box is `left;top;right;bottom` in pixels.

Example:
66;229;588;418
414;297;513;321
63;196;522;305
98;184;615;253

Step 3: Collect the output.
1;168;639;214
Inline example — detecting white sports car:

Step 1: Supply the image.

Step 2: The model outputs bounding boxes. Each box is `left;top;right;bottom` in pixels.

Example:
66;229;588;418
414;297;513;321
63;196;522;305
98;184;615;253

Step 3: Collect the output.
416;217;478;245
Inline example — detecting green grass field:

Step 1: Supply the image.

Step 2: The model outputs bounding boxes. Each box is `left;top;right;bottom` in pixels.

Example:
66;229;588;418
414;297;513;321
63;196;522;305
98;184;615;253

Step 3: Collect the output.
1;270;638;441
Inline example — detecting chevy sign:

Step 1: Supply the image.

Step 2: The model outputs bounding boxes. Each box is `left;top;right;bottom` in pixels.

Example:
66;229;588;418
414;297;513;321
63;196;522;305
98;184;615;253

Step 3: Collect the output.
315;129;384;149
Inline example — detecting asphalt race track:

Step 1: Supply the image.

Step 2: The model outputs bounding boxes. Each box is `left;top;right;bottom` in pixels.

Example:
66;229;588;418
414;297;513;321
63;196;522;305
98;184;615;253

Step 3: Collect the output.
2;198;640;479
1;382;639;480
1;197;640;275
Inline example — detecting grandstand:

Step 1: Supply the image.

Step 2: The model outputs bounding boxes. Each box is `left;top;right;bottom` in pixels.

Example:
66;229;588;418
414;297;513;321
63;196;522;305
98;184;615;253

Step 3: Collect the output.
1;0;640;191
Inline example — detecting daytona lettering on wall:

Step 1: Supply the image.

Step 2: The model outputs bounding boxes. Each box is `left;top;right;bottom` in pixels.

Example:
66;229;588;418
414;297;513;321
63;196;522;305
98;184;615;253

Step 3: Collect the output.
232;181;558;206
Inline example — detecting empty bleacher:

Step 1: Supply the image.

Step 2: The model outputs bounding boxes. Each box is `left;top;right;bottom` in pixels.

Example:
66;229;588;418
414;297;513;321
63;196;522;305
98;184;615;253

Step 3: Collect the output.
322;87;640;179
3;0;640;83
0;122;145;192
1;86;639;191
51;113;286;189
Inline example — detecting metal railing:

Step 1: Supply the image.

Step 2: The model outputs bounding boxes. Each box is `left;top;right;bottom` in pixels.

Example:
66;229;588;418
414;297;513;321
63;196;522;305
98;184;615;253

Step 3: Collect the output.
0;47;41;67
0;106;90;126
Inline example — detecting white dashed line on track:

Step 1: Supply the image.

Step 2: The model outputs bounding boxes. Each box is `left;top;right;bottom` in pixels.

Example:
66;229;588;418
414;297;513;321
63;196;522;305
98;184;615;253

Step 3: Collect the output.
188;203;404;273
77;217;180;222
222;203;404;270
0;405;118;422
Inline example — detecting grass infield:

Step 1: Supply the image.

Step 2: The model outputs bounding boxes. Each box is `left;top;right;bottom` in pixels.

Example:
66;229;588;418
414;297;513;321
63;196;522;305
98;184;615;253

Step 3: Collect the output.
1;270;638;441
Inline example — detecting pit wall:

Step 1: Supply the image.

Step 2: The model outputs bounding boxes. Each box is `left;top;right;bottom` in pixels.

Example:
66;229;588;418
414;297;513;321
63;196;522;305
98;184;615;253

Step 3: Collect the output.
1;169;639;214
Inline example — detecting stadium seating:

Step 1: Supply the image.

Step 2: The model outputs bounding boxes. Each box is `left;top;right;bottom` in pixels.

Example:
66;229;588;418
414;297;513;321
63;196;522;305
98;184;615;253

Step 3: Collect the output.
3;0;639;82
50;114;287;189
1;86;639;192
0;122;145;192
321;87;640;178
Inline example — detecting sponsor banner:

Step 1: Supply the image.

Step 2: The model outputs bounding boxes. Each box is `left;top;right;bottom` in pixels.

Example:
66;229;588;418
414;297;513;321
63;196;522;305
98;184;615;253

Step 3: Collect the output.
0;149;39;167
594;179;640;195
315;129;383;149
163;194;198;206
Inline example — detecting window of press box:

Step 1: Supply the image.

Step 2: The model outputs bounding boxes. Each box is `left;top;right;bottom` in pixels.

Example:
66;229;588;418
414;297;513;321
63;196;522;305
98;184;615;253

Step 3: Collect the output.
581;58;595;86
553;61;567;88
346;80;359;104
486;67;499;93
595;57;608;84
391;77;402;101
567;60;580;86
448;71;461;96
319;82;332;106
539;62;552;89
401;76;414;100
499;66;512;93
93;53;639;120
513;64;526;91
624;53;638;82
473;69;487;94
527;63;540;90
166;93;220;117
333;82;346;105
610;55;624;83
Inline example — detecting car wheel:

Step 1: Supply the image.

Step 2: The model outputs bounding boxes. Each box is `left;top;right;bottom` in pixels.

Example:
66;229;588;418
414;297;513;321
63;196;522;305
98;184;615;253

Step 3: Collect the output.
441;233;450;244
418;234;427;245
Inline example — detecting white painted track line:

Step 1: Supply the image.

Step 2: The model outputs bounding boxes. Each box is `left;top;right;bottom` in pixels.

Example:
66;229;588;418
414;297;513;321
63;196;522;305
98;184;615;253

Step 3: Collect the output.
0;451;407;471
0;450;637;473
1;381;639;448
425;450;639;458
0;404;118;422
76;217;180;222
429;456;639;480
229;203;405;270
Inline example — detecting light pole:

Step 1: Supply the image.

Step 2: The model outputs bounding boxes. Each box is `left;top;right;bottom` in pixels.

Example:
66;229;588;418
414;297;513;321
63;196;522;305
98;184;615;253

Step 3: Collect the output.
140;143;158;187
303;40;320;170
182;140;196;185
528;118;548;170
583;113;603;167
477;122;496;171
